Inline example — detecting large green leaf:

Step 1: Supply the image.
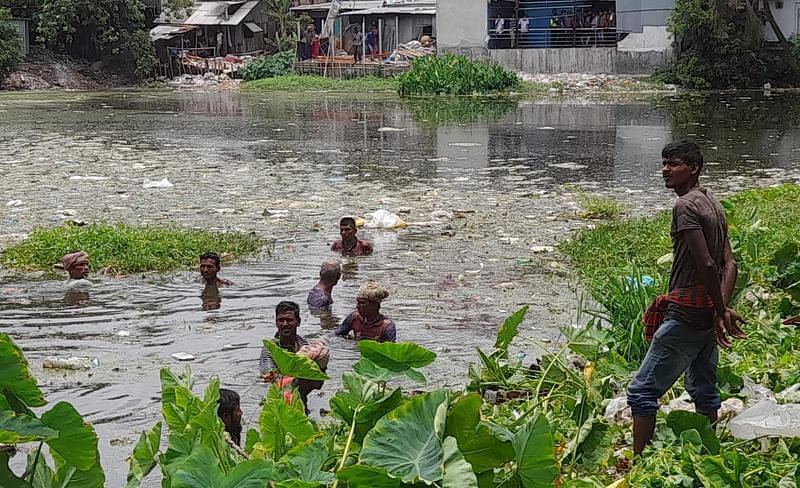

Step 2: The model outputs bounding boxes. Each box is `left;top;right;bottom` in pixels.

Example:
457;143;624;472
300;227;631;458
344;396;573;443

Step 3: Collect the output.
336;465;401;488
359;389;448;483
41;402;101;472
444;394;514;473
1;451;33;488
358;341;437;370
329;372;404;443
126;421;162;488
283;436;334;483
27;449;55;488
694;455;737;487
51;450;106;488
0;410;58;444
352;357;427;384
160;431;202;484
494;306;528;351
665;411;720;455
513;413;558;488
0;334;46;409
259;398;316;460
172;445;276;488
442;436;479;488
263;340;329;381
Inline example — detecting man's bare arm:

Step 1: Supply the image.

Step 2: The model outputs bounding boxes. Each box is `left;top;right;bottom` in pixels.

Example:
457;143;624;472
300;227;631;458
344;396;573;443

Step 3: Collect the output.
720;240;737;305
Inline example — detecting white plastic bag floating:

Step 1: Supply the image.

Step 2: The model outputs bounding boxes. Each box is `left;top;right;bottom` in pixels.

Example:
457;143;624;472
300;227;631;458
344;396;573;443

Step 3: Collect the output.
142;178;174;189
728;400;800;440
363;209;407;229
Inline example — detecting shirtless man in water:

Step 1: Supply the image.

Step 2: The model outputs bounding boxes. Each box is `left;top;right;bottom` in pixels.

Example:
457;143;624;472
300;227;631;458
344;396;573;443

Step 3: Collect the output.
331;217;373;256
199;252;232;286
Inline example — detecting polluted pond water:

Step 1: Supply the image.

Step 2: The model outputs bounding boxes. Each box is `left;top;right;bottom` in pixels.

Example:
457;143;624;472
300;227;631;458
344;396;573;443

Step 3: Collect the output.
1;89;800;485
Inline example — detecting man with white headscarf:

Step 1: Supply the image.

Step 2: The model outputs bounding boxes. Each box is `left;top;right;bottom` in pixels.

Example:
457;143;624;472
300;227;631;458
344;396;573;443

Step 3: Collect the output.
336;281;396;342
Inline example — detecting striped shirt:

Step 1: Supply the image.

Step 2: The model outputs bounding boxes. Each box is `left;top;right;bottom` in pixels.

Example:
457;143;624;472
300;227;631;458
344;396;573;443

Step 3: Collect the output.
259;335;310;376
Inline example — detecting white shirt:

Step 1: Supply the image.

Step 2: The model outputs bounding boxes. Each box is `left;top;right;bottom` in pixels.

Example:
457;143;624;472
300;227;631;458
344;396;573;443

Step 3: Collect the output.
216;32;223;45
66;279;92;290
495;18;505;35
518;17;529;33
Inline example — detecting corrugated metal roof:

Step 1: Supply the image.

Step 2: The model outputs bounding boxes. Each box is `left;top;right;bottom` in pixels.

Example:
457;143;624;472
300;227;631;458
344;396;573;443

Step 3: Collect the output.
343;5;435;15
244;21;263;32
290;1;384;12
150;24;196;41
183;1;259;25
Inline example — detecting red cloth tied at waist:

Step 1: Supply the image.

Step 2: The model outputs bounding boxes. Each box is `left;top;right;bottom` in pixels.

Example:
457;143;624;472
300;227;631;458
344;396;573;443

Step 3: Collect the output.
643;284;715;341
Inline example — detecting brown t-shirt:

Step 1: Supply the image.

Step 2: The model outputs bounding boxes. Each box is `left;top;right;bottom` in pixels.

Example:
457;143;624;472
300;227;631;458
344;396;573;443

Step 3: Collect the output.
664;187;728;329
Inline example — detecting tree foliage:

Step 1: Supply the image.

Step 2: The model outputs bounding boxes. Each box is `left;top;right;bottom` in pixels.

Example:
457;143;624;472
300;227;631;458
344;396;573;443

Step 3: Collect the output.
0;7;21;82
665;0;798;88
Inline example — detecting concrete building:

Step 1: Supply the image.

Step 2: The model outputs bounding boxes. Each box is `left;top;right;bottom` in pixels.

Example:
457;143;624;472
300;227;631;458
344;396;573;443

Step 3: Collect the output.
436;0;675;74
765;0;800;40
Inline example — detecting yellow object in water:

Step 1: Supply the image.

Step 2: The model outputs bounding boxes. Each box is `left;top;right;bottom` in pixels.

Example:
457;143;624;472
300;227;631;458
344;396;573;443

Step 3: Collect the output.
355;218;367;228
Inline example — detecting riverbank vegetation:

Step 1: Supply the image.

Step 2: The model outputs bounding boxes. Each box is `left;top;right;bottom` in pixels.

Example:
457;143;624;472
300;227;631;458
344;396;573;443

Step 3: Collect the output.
243;74;398;92
3;185;799;486
1;222;263;274
397;54;519;96
662;0;800;88
0;8;21;83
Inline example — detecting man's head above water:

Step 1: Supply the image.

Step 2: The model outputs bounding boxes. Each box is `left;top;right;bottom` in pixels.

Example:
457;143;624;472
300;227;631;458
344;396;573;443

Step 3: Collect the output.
275;301;301;341
319;260;341;286
200;252;222;282
339;217;358;244
62;251;89;280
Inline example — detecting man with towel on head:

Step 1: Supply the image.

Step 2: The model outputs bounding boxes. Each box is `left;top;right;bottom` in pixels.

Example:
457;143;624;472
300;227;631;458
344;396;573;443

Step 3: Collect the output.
336;281;397;343
61;251;92;290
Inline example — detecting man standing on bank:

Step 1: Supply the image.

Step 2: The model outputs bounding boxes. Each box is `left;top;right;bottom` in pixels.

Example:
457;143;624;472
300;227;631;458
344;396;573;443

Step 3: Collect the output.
626;141;747;455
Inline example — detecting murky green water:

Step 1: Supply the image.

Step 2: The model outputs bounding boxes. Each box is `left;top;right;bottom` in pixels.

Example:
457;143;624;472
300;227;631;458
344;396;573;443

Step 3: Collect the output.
1;89;799;485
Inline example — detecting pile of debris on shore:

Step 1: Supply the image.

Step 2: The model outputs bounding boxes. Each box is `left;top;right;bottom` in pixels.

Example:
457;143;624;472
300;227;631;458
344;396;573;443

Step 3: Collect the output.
164;72;241;90
2;48;128;91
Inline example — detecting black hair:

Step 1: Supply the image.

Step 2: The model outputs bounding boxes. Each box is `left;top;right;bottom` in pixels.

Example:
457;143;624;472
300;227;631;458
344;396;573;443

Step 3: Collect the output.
339;217;357;228
276;301;301;321
217;388;239;417
662;140;704;172
200;252;221;267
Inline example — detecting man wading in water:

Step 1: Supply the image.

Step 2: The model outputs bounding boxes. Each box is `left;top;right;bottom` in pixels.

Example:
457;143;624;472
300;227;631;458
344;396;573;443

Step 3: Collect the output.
336;281;396;342
627;141;747;455
200;252;232;286
331;217;373;256
307;260;341;311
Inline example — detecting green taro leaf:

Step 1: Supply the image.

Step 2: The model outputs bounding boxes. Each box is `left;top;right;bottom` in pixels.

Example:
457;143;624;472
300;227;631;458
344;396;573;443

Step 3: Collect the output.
329;372;404;443
336;465;401;488
51;449;106;488
445;394;514;472
41;402;101;472
259;398;316;460
694;455;737;487
495;306;529;351
283;436;334;483
160;431;202;483
665;411;720;455
125;421;162;488
359;389;448;483
0;410;58;444
353;356;427;384
1;451;33;488
0;333;46;409
172;445;276;488
26;449;55;488
358;340;437;370
513;413;559;488
263;340;329;381
442;436;479;488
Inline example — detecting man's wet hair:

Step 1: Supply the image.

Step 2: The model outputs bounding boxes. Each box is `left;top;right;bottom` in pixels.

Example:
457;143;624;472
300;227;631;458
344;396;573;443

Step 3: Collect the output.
276;301;301;321
339;217;357;228
217;388;239;418
200;252;221;267
320;261;342;282
662;141;704;172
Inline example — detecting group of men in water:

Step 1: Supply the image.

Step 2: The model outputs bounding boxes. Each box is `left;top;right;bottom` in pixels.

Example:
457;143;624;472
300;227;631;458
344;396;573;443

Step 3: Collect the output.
60;142;751;456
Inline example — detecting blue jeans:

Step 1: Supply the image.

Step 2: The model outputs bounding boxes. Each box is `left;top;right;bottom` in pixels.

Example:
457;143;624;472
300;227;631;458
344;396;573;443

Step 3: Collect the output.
627;318;720;417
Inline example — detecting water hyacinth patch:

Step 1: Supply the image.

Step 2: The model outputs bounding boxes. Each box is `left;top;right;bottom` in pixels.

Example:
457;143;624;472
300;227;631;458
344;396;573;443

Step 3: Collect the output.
1;222;264;274
397;54;520;96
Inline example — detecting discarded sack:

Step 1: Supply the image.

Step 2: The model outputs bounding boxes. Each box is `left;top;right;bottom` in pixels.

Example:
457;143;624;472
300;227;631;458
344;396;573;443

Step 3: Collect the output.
143;178;174;189
364;209;408;229
728;399;800;440
43;356;96;371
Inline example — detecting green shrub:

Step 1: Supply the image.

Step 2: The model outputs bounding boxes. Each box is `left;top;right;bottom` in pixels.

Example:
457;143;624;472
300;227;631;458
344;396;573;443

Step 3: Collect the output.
0;7;22;82
240;51;295;81
242;74;397;92
578;193;626;220
397;54;519;96
2;222;264;274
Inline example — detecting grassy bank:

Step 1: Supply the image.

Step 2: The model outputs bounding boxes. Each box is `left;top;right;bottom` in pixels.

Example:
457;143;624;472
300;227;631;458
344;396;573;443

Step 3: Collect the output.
1;222;263;274
242;74;398;92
